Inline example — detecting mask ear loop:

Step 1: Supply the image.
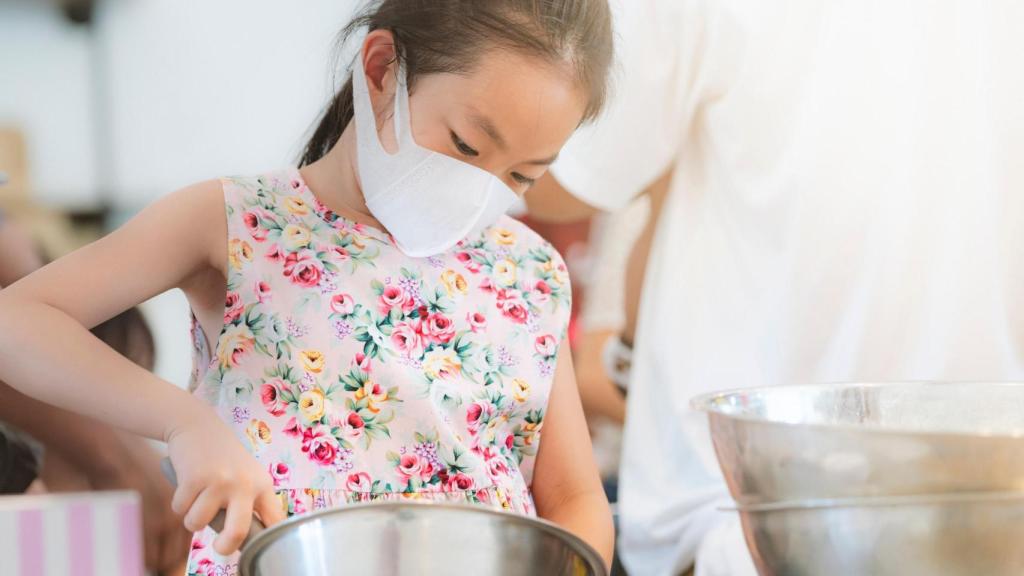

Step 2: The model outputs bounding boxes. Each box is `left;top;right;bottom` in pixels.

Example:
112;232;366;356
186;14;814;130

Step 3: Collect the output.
352;52;397;157
392;61;417;150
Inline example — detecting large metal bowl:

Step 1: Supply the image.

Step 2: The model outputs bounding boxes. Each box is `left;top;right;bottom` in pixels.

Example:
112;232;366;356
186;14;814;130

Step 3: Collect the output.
731;492;1024;576
238;501;605;576
691;383;1024;505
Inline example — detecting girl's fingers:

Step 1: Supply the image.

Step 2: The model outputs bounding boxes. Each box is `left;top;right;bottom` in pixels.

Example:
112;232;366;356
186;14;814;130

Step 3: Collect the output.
254;489;287;527
170;477;203;517
182;488;224;534
213;497;254;556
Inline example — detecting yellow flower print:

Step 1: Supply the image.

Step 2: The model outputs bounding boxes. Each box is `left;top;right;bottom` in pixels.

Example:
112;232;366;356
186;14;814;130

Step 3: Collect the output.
490;228;517;246
284;196;310;216
440;270;468;296
422;349;462;380
355;379;389;414
522;421;542;445
299;389;326;421
493;259;517;287
228;239;254;270
245;419;271;446
300;349;325;373
282;224;312;250
512;378;530;403
552;268;567;286
217;324;255;368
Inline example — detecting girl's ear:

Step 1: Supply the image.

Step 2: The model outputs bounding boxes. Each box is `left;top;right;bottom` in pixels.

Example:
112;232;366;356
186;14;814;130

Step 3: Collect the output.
361;29;399;99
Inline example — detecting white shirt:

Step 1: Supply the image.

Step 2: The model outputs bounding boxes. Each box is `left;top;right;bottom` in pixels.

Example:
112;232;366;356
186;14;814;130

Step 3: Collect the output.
551;1;1024;574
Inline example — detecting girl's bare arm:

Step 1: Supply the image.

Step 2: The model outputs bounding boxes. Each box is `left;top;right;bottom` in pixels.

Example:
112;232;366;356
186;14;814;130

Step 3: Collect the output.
0;181;285;554
532;345;615;568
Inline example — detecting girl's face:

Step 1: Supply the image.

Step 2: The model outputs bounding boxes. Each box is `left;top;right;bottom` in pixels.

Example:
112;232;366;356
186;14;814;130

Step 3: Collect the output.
364;41;588;196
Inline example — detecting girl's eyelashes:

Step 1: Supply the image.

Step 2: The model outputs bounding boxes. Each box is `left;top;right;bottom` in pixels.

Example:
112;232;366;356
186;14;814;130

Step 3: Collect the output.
449;129;536;188
450;131;479;157
511;172;537;187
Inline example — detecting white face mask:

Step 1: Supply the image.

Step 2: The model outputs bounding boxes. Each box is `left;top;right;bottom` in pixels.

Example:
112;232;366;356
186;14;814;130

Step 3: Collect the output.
352;55;519;258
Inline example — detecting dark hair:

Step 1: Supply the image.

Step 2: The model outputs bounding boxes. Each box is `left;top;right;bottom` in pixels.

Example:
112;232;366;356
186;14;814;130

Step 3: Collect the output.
299;0;614;167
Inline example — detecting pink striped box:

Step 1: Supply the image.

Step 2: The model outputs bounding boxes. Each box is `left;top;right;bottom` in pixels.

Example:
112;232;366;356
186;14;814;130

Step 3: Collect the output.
0;491;143;576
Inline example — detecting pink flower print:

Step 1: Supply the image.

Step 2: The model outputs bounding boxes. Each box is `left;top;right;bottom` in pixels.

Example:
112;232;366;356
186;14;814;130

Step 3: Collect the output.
268;462;290;487
397;453;425;480
467;311;487;333
466;401;494;432
391;322;425;358
496;289;528;324
282;417;302;438
254;281;272;303
351;352;372;372
339;411;365;442
446;472;475;491
533;280;552;304
260;379;288;417
534;334;557;357
243;211;268;242
283;249;324;288
265;243;284;262
301;425;339;467
224;292;244;324
425;313;456;344
347;472;371;492
486;455;510;479
330;293;356;315
380;284;415;314
456;251;481;274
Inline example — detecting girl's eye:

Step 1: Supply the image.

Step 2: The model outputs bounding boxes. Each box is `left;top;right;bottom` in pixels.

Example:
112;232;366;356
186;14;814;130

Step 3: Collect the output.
450;131;479;157
511;172;537;187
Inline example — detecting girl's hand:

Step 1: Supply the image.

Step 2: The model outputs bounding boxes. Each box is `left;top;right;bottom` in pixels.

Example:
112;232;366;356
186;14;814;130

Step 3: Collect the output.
165;411;286;556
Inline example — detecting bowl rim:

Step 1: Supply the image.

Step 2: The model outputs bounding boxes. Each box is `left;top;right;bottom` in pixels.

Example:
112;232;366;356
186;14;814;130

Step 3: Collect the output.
724;490;1024;513
689;381;1024;439
237;499;607;575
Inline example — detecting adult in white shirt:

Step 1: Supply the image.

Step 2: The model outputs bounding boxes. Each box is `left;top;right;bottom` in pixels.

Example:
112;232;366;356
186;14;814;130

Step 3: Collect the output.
527;1;1024;574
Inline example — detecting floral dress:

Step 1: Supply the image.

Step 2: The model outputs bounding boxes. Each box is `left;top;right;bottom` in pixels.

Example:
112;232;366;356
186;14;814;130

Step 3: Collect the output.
185;168;571;575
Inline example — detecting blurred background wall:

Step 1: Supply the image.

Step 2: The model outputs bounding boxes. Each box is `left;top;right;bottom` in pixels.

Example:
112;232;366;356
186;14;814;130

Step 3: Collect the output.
1;0;357;387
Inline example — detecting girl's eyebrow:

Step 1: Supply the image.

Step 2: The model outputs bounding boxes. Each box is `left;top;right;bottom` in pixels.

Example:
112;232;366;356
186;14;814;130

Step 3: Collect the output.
525;152;559;166
468;111;508;151
467;108;559;166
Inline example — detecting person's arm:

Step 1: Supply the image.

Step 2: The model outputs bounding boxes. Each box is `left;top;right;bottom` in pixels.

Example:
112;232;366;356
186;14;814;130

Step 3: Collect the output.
524;173;603;224
0;217;44;286
0;181;285;555
574;328;627;424
532;344;615;568
621;168;672;346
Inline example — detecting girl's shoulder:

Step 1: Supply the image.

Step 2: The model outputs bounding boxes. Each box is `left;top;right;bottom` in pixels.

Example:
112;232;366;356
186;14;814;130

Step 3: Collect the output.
219;169;302;206
480;215;570;273
460;215;574;337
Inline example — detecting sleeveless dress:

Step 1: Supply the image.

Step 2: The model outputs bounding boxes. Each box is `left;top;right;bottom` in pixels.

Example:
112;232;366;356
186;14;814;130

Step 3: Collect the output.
185;168;571;575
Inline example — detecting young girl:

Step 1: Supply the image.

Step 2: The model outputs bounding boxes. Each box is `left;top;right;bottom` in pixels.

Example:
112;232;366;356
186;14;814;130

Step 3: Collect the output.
0;1;615;572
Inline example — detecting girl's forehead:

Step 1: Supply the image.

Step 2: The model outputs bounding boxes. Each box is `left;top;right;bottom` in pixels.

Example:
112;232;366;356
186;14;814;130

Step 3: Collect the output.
417;52;586;151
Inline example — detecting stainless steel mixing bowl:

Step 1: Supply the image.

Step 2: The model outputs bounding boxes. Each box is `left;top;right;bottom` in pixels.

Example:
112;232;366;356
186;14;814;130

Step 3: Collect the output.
731;492;1024;576
238;501;605;576
691;382;1024;505
159;459;604;576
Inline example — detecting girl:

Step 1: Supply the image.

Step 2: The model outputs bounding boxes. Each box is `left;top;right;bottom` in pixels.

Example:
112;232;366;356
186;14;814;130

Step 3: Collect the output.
0;0;615;572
